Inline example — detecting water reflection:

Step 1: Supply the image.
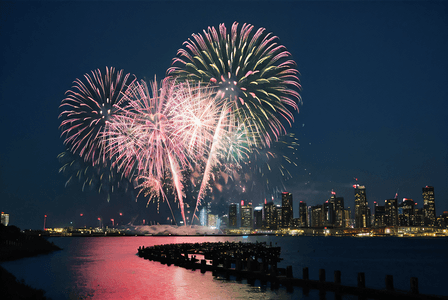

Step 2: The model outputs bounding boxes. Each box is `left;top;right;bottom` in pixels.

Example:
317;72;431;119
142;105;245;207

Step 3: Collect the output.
41;236;299;299
2;236;446;299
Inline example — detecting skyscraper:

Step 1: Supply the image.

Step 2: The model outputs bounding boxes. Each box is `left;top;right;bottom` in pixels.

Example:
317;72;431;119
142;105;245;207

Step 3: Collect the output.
310;204;323;227
323;201;334;227
1;212;9;226
354;184;370;228
281;192;293;228
399;198;415;226
385;198;398;226
298;201;307;227
374;202;386;227
228;203;239;229
422;186;436;226
331;193;345;228
241;201;253;229
254;206;263;229
263;202;277;230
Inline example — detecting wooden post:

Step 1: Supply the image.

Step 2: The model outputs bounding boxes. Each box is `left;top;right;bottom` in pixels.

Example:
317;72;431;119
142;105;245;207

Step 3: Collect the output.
357;272;365;288
319;269;326;282
201;259;206;273
236;259;242;271
286;265;293;278
411;277;419;294
303;267;309;280
166;254;171;266
334;270;341;284
385;275;394;291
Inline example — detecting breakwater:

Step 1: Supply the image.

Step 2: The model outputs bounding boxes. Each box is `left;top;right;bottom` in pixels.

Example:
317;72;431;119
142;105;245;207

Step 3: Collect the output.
138;241;447;300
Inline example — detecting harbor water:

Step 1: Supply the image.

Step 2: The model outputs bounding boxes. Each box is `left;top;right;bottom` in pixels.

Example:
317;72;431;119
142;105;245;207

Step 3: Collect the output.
1;236;447;299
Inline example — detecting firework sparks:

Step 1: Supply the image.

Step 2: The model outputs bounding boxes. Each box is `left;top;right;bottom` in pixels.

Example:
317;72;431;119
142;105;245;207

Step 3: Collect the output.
57;150;132;202
59;67;135;166
168;22;301;148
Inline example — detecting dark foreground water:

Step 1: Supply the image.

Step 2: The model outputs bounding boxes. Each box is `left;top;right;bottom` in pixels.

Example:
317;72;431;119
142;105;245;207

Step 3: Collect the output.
1;235;447;299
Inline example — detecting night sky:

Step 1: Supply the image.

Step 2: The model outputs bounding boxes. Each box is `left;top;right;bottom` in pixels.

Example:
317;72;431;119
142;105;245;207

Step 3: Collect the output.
1;0;447;230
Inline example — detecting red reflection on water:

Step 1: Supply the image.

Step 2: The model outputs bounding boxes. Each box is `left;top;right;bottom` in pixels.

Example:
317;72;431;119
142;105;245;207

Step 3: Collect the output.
69;236;253;299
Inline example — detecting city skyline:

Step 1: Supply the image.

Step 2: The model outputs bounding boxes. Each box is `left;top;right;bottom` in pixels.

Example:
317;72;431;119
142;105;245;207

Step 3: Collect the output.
1;1;447;229
223;185;445;232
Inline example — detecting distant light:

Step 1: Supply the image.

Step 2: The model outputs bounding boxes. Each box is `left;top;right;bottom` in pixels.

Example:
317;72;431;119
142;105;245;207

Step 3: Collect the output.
80;214;83;217
241;200;244;206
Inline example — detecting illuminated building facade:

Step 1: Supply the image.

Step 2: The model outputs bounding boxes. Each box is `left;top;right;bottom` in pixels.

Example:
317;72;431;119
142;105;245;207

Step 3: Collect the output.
374;202;386;227
385;199;398;226
263;202;277;230
281;192;293;228
422;186;436;226
207;214;218;228
344;208;352;228
1;212;9;226
241;201;253;229
399;198;415;226
354;184;370;228
298;201;307;227
228;203;239;229
254;206;263;229
414;208;425;227
323;201;334;227
310;204;323;227
330;194;345;228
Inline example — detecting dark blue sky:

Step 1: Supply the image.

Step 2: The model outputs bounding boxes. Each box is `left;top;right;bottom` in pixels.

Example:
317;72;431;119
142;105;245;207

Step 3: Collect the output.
1;0;447;229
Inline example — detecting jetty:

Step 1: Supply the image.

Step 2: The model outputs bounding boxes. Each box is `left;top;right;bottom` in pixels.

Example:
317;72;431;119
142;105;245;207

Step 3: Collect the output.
138;242;447;300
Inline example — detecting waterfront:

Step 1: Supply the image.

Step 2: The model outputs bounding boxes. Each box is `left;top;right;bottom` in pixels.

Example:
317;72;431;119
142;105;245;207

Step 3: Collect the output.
1;236;447;299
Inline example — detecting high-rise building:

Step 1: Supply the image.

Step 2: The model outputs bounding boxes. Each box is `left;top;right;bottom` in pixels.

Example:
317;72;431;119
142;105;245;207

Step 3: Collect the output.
399;198;415;226
208;214;218;228
344;208;352;228
328;192;345;228
354;184;370;228
254;206;263;229
276;205;283;228
281;192;293;228
310;204;323;227
1;212;9;226
199;207;207;226
241;202;253;229
422;186;436;226
323;201;334;227
385;199;398;226
298;201;307;227
263;202;277;230
373;202;386;227
414;207;425;227
229;203;239;229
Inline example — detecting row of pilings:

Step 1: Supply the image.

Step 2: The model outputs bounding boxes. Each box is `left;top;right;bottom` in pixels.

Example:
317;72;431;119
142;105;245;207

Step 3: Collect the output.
137;242;447;300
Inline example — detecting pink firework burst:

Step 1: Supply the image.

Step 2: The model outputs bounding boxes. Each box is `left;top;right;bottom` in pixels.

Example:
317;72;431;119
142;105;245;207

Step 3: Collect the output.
59;67;135;166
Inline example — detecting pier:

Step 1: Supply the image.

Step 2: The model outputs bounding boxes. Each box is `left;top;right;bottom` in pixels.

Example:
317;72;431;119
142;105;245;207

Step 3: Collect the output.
138;242;447;300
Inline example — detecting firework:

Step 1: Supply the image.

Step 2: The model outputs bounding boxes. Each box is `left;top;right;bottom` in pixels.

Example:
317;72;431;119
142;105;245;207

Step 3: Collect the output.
57;150;132;202
59;67;135;166
168;22;301;147
104;78;223;224
242;132;299;194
